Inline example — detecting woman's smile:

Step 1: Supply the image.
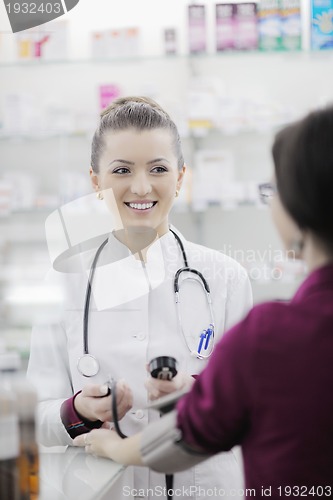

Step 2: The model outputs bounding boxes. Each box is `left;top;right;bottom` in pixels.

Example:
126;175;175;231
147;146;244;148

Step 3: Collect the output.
124;200;158;212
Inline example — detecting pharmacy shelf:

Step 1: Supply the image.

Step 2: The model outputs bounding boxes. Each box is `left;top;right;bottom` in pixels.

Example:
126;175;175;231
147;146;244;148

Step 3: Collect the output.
0;131;90;140
1;49;333;67
0;127;276;141
0;216;51;242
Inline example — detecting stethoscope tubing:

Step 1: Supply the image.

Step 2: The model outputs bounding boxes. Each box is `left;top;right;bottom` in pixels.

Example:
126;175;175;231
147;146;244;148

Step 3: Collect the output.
83;238;108;355
170;229;215;359
78;229;215;377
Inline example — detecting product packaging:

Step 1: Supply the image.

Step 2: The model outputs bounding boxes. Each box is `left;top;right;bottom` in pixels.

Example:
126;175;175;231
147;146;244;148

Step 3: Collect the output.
15;379;39;500
91;29;120;59
107;30;121;58
91;31;108;59
120;28;141;58
16;30;33;60
216;3;235;51
103;27;141;59
257;0;282;50
187;76;226;132
3;93;42;135
280;0;302;50
164;28;177;55
187;88;216;130
99;84;121;111
192;149;235;210
16;20;68;60
16;28;49;60
0;351;39;500
188;4;206;53
234;2;258;50
38;20;68;60
311;0;333;50
91;27;141;59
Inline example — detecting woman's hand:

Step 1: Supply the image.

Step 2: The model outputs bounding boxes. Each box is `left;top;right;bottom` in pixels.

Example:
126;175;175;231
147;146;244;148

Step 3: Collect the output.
74;379;133;422
73;429;143;465
145;369;195;401
73;429;123;459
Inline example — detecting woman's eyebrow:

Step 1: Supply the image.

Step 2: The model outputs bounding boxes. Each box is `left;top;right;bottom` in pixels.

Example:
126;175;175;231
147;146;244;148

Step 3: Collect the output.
146;158;170;165
109;159;135;166
108;157;170;167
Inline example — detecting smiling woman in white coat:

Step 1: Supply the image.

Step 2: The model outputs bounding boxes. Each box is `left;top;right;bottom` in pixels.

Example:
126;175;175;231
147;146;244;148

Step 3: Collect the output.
27;96;252;500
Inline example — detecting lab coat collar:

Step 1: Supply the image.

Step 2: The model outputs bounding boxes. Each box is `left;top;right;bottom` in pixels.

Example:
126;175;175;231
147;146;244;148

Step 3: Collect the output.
84;228;185;310
105;226;186;267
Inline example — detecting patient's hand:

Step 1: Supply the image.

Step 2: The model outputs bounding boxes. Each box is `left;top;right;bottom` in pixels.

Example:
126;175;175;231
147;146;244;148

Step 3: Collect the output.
145;369;194;401
73;428;143;465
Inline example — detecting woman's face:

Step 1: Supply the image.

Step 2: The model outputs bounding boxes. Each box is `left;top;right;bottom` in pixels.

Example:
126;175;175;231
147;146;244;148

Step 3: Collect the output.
91;128;185;236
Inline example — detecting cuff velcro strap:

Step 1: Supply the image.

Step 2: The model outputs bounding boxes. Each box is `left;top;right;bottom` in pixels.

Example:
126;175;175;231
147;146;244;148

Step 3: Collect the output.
140;410;211;474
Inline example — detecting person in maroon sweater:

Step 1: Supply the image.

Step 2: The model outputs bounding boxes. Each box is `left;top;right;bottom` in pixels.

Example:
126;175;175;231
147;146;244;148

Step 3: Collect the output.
74;106;333;498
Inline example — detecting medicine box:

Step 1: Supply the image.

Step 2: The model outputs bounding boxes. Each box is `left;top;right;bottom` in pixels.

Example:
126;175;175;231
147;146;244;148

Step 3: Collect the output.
280;0;302;51
234;2;258;50
311;0;333;50
216;3;235;51
257;0;282;51
188;4;206;53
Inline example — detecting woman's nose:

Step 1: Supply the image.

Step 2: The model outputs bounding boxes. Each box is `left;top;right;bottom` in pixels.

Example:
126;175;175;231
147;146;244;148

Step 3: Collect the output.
130;173;152;196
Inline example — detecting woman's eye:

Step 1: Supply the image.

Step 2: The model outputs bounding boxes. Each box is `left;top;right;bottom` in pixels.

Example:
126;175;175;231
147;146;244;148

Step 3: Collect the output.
113;167;130;174
151;166;167;173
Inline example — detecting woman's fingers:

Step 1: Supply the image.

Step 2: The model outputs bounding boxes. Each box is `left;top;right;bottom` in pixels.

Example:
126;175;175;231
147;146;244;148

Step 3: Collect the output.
145;372;194;400
81;384;109;397
114;380;133;419
73;429;123;460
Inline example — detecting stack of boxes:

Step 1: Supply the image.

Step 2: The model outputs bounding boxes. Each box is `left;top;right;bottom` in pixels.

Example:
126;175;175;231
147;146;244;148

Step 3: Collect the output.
190;1;302;53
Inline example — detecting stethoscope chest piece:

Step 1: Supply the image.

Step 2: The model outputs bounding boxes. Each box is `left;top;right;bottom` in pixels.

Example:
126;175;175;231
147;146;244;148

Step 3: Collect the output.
149;356;178;380
77;354;100;377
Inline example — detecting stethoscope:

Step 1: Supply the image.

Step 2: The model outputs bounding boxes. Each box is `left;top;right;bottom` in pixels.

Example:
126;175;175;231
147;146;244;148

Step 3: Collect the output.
77;228;215;377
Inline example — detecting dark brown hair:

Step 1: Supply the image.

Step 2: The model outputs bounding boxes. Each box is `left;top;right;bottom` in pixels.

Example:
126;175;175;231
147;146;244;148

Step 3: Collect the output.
272;106;333;249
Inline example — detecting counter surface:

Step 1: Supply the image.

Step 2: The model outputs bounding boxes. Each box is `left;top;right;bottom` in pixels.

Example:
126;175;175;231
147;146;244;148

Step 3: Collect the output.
39;446;125;500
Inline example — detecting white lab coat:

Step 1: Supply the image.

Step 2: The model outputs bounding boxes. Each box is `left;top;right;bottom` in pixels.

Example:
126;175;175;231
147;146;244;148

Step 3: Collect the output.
27;228;252;500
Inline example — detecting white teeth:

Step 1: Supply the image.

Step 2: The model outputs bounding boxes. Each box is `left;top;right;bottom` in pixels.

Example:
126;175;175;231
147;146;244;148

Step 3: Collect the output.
128;202;154;210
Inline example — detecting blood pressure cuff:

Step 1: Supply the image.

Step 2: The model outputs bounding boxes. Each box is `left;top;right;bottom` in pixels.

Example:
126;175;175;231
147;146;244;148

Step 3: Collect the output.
140;410;212;474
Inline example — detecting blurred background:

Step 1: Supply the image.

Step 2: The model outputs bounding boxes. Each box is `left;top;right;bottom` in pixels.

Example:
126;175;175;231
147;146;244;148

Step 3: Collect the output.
0;0;332;362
